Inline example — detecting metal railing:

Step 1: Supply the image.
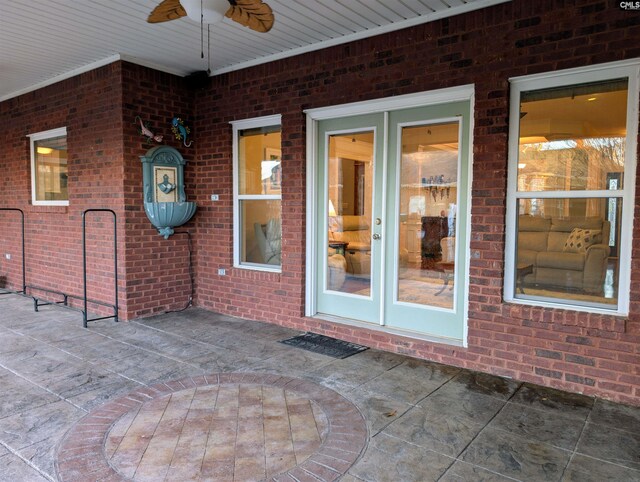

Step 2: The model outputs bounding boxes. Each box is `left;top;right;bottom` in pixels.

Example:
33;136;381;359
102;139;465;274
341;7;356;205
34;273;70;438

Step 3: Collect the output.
0;208;26;295
0;208;118;327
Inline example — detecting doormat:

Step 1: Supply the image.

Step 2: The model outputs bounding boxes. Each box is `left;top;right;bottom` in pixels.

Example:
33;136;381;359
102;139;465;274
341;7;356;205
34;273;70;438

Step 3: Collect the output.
280;332;369;359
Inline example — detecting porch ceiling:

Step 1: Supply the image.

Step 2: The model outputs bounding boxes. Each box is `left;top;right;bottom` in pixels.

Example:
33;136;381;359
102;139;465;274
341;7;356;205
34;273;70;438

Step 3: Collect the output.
0;0;510;102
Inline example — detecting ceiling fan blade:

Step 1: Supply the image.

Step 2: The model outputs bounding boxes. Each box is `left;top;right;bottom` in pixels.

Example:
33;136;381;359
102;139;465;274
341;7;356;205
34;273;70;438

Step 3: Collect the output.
225;0;274;33
148;0;187;23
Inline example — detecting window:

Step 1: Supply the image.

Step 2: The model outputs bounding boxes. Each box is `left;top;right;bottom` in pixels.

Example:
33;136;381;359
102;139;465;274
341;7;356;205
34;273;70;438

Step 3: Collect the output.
231;115;282;270
505;61;639;314
29;127;68;205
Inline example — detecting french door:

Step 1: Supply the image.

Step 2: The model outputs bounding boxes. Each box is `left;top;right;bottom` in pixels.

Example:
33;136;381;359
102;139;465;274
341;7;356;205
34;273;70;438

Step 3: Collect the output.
316;114;384;323
314;99;471;344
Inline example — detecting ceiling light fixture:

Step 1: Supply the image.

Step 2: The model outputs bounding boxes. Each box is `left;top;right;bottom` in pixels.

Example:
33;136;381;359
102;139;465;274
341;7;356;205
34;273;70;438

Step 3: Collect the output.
181;0;228;24
147;0;274;32
36;147;53;155
147;0;275;71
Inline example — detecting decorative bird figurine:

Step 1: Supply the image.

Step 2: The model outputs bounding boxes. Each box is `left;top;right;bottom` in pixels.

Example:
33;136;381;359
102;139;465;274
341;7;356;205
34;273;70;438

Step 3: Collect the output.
135;116;163;143
171;117;192;147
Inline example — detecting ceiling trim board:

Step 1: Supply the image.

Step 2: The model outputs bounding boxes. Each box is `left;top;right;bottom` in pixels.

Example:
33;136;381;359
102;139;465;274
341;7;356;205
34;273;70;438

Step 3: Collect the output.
211;0;510;75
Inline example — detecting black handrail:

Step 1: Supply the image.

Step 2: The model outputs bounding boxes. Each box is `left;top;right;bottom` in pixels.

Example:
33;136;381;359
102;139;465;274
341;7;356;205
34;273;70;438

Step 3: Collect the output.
0;208;26;294
82;209;119;327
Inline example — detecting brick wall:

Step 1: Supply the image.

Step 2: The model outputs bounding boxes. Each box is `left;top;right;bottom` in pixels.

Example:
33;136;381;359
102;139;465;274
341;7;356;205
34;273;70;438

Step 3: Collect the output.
120;63;195;318
0;62;195;321
192;0;640;405
1;0;639;404
0;64;125;315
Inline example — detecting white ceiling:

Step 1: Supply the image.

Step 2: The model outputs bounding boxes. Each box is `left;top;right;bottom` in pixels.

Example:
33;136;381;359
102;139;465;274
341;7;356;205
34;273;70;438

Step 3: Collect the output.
0;0;509;102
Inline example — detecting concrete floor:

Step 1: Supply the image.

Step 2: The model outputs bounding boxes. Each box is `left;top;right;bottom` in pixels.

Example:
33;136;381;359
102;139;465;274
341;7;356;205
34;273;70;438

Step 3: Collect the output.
0;293;639;481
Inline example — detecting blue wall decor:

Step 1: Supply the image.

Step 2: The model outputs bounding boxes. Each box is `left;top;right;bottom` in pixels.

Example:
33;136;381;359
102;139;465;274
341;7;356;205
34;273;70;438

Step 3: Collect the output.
171;117;192;147
140;146;196;239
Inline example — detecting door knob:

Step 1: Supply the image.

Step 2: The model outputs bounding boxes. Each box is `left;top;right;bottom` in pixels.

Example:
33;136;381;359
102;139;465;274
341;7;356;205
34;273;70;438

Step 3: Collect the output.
372;233;381;240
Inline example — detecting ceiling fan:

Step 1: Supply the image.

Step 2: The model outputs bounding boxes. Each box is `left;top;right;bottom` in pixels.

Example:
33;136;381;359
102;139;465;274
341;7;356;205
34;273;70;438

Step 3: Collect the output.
147;0;274;33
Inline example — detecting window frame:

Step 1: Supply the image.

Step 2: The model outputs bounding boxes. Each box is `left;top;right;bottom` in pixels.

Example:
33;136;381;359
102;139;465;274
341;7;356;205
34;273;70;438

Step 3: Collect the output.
29;127;69;206
504;60;640;315
231;114;282;272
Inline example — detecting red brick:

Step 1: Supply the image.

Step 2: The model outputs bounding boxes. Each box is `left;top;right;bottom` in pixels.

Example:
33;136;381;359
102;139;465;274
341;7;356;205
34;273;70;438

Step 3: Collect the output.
2;0;640;406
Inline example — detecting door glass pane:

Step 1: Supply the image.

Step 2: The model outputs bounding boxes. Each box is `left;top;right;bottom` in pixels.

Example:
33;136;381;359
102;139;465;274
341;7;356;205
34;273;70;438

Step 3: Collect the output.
515;198;618;308
326;132;373;295
397;122;458;309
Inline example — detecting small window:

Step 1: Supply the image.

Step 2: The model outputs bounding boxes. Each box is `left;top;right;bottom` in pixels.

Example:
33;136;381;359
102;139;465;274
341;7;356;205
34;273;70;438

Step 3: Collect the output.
231;115;282;270
506;62;639;314
29;127;68;205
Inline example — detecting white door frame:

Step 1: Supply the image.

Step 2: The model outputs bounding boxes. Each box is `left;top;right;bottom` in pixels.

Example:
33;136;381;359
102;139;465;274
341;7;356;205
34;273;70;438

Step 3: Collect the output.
304;85;475;347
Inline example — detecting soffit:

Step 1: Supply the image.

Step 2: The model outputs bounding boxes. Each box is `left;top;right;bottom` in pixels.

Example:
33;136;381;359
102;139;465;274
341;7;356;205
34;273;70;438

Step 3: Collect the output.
0;0;509;102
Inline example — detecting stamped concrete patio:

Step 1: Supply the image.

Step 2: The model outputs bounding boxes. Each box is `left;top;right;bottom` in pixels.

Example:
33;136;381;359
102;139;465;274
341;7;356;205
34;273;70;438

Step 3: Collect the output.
0;293;638;482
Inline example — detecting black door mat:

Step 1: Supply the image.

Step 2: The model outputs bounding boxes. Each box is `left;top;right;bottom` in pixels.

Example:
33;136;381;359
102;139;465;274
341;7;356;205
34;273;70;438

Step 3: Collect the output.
280;332;369;359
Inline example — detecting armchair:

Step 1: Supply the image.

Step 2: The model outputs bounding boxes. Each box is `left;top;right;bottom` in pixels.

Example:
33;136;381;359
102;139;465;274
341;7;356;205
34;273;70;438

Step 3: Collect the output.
254;219;282;265
328;215;371;276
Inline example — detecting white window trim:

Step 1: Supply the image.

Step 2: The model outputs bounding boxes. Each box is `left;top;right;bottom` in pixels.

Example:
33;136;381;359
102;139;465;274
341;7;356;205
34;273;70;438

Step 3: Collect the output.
230;114;282;272
505;59;640;316
29;127;68;206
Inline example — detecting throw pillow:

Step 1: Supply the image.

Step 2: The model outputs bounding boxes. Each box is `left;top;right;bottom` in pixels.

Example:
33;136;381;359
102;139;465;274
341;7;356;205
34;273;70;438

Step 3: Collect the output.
563;228;601;253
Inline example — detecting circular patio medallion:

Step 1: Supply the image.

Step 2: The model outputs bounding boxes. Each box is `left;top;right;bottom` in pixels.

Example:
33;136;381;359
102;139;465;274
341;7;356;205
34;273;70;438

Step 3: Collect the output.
56;373;368;481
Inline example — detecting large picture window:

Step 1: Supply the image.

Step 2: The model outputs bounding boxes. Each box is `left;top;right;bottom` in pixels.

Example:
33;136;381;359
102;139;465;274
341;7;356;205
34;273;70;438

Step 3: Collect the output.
505;62;639;314
29;127;68;205
231;115;282;270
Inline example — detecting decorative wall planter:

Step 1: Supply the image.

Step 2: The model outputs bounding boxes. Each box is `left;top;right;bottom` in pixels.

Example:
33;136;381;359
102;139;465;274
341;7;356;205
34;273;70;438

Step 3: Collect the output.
140;146;196;239
143;201;197;239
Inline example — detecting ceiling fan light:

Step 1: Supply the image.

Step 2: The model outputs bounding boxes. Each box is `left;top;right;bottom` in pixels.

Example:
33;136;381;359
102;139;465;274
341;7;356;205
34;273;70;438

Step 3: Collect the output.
181;0;228;24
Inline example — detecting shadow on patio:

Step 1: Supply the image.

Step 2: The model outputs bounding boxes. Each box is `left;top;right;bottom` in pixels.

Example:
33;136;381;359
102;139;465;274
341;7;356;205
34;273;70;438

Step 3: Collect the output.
0;294;638;481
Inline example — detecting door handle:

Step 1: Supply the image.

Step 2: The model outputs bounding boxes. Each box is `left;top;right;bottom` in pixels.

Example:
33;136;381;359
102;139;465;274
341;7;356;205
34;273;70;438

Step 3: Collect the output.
372;233;381;240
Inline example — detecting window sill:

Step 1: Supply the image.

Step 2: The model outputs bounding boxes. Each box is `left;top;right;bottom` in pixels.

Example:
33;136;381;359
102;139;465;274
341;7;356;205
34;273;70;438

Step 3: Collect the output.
29;205;69;214
233;263;282;274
